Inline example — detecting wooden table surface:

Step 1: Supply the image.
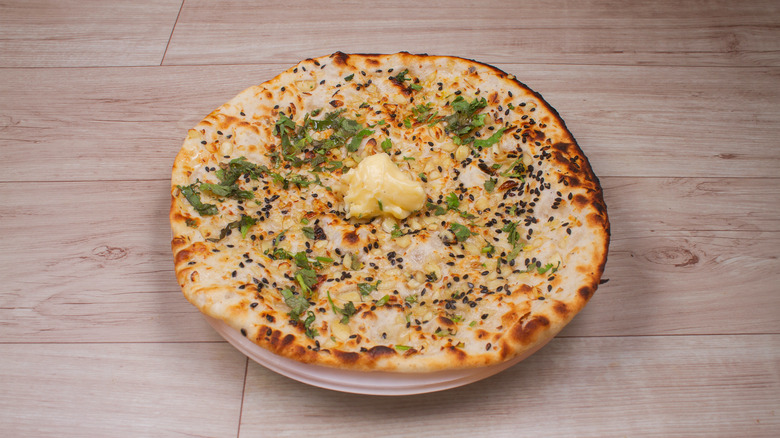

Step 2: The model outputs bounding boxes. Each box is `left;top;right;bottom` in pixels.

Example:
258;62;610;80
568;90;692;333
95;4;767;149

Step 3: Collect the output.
2;1;779;436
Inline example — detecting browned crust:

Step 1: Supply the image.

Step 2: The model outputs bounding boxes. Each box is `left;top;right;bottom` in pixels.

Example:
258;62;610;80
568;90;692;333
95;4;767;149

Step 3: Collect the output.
170;52;610;372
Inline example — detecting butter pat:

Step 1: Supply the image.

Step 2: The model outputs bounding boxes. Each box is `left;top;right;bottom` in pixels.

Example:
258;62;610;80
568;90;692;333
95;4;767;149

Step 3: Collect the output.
341;153;425;220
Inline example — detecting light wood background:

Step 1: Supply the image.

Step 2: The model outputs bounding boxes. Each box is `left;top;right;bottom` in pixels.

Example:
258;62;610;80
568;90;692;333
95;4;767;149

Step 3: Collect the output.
1;1;778;436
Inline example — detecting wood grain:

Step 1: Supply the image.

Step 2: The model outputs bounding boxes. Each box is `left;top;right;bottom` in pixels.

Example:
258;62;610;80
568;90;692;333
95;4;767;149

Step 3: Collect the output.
239;335;780;437
1;179;777;343
0;0;184;68
163;0;780;67
0;343;246;436
1;1;779;434
1;64;778;182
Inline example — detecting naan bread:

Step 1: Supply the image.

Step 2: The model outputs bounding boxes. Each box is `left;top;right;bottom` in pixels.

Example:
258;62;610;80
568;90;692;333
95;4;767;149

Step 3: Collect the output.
171;52;609;372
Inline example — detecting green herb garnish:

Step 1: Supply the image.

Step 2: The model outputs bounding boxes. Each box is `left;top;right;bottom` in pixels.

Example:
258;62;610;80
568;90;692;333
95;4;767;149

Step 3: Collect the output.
207;214;257;242
445;193;460;210
473;128;506;150
450;223;474;242
327;291;358;324
484;178;497;192
303;311;318;338
280;288;309;321
178;184;219;216
358;280;381;296
381;138;392;152
442;96;488;144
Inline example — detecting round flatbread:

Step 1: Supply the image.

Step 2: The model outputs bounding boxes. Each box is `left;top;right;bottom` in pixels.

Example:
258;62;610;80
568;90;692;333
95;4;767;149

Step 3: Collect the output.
170;52;609;372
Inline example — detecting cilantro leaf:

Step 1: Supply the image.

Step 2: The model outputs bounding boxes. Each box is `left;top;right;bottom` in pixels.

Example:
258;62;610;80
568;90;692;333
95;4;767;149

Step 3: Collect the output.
280;288;309;321
502;221;520;246
444;193;460;210
473;128;506;150
346;128;373;152
238;215;257;238
442;96;488;144
537;262;560;274
295;268;318;298
301;226;316;240
450;223;474;242
207;214;256;242
177;184;219;216
427;201;447;216
303;311;318;338
484;177;497;192
327;291;358;324
500;156;526;179
381;138;392;152
358;280;381;296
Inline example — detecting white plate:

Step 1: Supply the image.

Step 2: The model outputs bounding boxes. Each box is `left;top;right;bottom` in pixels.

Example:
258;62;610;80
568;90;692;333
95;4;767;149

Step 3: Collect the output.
204;315;548;395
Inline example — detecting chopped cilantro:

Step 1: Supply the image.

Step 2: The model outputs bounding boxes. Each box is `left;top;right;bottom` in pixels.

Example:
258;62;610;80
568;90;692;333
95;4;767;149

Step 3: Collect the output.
390;69;411;84
344;73;354;81
358;280;381;296
484;177;497;192
537;262;560;274
303;311;318;338
473;127;506;150
381;138;392;152
207;214;256;242
502;221;521;247
347;128;373;152
450;223;474;242
295;268;318;297
280;288;309;321
445;192;460;210
442;96;488;143
301;226;316;240
327;291;358;324
177;184;218;216
500;156;526;179
375;295;390;306
427;201;447;216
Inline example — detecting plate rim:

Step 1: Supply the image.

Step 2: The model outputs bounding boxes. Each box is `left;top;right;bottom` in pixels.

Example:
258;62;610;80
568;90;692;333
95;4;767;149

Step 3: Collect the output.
204;315;547;395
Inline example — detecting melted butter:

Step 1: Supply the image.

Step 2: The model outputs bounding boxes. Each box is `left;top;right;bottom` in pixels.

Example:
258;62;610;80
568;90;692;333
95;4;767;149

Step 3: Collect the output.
341;153;425;220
